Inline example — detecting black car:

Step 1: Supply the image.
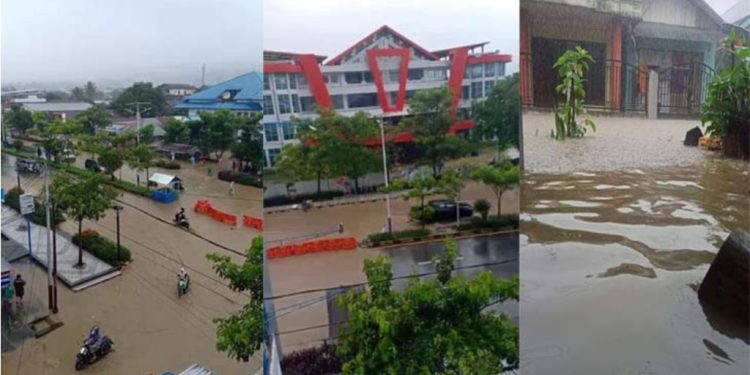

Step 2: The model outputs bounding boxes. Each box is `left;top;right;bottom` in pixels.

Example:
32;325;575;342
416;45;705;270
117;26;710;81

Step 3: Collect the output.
428;199;473;221
85;159;103;173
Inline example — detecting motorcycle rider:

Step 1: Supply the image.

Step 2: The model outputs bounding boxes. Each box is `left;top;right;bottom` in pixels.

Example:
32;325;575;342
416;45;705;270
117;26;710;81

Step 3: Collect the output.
178;267;190;286
84;326;101;353
174;208;186;223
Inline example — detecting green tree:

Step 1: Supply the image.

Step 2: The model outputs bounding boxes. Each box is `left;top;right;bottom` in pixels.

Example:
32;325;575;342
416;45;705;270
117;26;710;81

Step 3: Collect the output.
163;118;190;144
274;117;334;194
387;174;438;228
337;239;519;374
197;110;238;160
306;110;380;193
230;112;264;170
139;124;155;145
404;87;470;177
470;164;519;216
110;82;167;116
128;145;155;188
74;105;112;135
205;236;263;362
436;169;465;226
472;73;520;151
553;46;596;140
474;199;491;220
701;30;750;159
78;134;105;159
98;148;124;180
3;104;35;134
51;174;116;266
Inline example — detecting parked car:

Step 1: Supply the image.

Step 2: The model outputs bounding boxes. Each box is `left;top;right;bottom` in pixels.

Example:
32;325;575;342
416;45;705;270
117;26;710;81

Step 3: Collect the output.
15;159;41;174
428;199;473;221
60;149;76;163
85;159;103;173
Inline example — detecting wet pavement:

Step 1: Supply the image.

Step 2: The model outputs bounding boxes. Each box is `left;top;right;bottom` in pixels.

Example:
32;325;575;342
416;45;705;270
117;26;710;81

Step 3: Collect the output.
521;113;750;374
268;233;519;353
1;153;262;374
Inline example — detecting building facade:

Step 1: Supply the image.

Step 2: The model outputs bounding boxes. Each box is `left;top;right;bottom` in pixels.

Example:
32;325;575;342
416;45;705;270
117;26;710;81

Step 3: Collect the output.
262;25;512;166
521;0;727;118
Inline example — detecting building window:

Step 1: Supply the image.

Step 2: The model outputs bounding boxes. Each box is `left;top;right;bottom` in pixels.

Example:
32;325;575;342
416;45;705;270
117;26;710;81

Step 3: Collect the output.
471;82;483;99
297;75;308;87
363;71;374;83
267;148;281;166
389;92;398;106
289;74;297;89
331;95;344;110
347;93;379;108
291;94;300;113
388;71;400;83
324;73;339;84
263;76;270;90
470;65;483;79
497;63;506;77
278;95;291;114
300;96;315;112
406;90;416;99
281;122;296;140
485;63;495;77
408;69;423;81
462;85;470;99
264;123;279;142
263;95;274;115
425;68;446;81
275;74;288;90
484;81;495;96
345;72;363;84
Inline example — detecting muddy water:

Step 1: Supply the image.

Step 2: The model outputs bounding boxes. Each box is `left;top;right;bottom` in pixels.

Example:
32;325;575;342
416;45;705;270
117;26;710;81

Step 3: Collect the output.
521;160;749;374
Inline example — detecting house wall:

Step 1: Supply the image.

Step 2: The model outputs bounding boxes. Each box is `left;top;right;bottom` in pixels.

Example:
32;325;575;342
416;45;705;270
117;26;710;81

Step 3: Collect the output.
641;0;716;29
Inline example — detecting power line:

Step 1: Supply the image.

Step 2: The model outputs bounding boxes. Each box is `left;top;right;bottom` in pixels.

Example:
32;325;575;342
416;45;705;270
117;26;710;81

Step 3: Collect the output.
264;258;518;302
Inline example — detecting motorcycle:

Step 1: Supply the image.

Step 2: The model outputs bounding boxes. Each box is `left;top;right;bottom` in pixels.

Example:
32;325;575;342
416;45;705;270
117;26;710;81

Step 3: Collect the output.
172;215;190;230
178;274;190;298
301;200;313;212
75;332;113;370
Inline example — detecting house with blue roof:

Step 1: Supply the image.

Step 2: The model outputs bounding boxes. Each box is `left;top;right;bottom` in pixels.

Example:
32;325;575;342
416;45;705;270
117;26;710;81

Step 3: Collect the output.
175;72;263;118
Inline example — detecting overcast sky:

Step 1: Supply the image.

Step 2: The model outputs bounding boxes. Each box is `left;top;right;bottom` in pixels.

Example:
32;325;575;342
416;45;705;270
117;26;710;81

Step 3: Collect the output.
264;0;520;73
1;0;262;88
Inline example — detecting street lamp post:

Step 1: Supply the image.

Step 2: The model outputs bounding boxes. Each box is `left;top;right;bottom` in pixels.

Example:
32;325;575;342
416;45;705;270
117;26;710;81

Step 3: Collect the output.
379;117;393;233
113;205;123;265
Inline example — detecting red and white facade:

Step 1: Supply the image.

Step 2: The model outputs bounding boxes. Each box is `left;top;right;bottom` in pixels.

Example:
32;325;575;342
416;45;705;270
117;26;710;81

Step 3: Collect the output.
262;25;512;166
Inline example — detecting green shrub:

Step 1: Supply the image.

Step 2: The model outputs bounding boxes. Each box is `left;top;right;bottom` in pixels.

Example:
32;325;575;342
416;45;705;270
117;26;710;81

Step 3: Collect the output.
264;191;345;207
154;159;181;169
409;205;436;224
12;140;23;150
367;228;432;244
457;215;518;232
72;229;131;266
474;199;491;220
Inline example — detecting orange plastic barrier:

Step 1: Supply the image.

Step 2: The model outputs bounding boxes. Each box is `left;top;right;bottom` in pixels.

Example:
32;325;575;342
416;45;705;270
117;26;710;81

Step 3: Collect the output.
243;215;264;230
267;237;358;259
193;199;237;226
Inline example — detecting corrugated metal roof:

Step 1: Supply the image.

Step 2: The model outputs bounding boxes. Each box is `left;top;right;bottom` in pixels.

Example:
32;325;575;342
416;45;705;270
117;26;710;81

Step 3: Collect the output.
179;364;214;375
22;102;92;112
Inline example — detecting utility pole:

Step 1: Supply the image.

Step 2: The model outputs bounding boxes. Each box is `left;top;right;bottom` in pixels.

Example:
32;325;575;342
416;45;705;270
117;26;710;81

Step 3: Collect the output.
379;116;393;233
43;160;54;312
126;102;152;146
113;205;123;265
52;202;58;313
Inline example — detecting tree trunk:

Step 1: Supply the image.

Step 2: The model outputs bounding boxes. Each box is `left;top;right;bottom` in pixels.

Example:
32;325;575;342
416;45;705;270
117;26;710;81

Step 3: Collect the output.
497;190;504;217
316;171;322;195
421;195;426;229
77;219;83;266
353;177;360;194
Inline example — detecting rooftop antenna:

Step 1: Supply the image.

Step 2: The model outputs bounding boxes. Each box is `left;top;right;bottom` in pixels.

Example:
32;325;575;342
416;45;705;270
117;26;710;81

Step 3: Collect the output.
201;64;206;87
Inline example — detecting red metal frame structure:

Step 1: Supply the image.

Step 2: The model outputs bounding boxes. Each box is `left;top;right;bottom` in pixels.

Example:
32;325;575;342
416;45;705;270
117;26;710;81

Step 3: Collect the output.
297;54;332;109
367;48;411;113
447;48;470;116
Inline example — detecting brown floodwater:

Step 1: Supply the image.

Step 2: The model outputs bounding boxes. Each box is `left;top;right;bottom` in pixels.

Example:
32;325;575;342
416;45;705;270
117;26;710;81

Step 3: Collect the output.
521;159;749;374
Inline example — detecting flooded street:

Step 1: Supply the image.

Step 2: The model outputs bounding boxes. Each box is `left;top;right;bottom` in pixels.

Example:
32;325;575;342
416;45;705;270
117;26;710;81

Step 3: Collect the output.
1;153;262;374
521;113;750;374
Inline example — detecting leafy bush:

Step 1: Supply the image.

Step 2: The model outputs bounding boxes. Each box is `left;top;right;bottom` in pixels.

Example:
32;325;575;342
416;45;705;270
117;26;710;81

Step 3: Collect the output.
154;159;181;169
217;170;262;187
281;341;342;375
264;191;345;207
4;187;65;227
474;199;491;220
553;46;596;140
457;215;519;232
409;205;436;224
72;229;131;266
367;228;432;244
12;140;23;150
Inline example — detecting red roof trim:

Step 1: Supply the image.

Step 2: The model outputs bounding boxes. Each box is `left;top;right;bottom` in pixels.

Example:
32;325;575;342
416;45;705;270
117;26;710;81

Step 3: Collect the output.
467;54;513;64
325;25;438;66
264;62;303;73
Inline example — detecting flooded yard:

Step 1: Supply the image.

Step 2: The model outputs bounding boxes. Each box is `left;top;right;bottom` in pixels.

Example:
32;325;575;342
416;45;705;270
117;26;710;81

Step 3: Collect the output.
521;112;750;374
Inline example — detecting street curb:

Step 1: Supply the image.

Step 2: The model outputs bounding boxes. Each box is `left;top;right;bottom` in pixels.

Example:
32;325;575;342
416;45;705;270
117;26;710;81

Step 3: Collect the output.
363;228;519;249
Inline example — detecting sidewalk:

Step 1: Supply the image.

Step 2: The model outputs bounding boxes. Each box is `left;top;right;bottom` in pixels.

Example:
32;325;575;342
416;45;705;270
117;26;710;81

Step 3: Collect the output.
1;205;120;291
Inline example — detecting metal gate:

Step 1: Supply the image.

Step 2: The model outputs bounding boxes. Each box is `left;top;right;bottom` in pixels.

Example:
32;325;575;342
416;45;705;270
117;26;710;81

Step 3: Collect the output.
657;62;715;118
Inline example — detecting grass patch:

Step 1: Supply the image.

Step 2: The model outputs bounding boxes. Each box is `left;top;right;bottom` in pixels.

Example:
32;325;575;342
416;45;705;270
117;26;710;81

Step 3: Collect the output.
264;191;345;207
367;228;432;245
456;215;519;232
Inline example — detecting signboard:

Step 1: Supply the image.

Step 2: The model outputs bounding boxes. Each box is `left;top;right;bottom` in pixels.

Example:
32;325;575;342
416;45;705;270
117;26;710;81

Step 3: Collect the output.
19;193;35;215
